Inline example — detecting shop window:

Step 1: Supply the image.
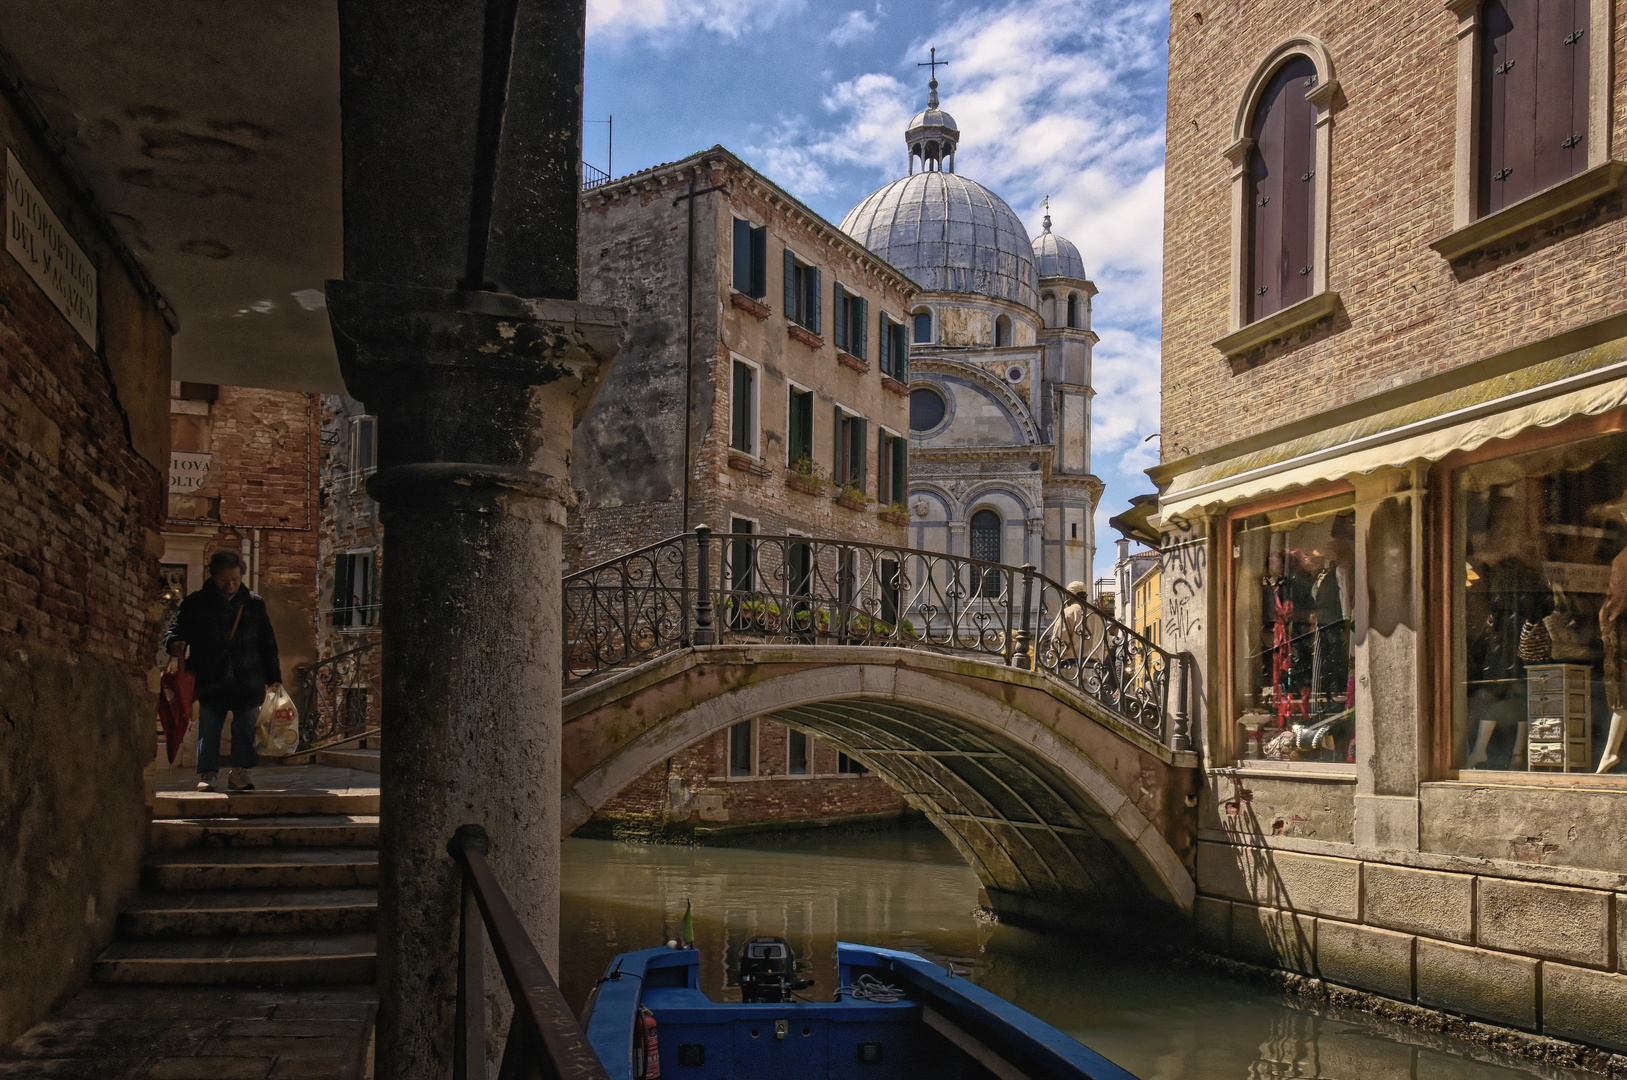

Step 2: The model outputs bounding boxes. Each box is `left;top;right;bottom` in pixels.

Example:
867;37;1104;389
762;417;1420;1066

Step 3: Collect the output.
833;283;868;358
1478;0;1590;216
784;250;821;334
787;386;814;469
1229;490;1356;762
730;359;758;455
729;720;754;777
879;314;909;379
913;309;932;344
732;218;768;299
1450;429;1627;774
837;751;868;776
788;729;809;775
333;550;377;630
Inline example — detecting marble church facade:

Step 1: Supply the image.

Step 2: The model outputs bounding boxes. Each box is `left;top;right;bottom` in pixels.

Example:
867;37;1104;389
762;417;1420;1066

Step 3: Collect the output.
841;79;1103;591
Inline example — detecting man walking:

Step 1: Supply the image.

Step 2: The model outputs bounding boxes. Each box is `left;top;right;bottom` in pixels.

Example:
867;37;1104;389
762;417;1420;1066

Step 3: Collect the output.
163;549;282;792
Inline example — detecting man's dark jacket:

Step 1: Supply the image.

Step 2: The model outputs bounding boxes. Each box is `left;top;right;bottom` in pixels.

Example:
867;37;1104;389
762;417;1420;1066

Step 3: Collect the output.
163;584;282;704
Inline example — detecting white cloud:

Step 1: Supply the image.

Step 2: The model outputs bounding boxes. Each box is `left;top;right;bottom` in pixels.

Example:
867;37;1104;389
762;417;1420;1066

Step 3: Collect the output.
587;0;800;42
828;9;879;46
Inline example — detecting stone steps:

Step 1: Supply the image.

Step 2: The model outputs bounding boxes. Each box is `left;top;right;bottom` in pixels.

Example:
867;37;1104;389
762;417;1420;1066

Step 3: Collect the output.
97;772;379;987
143;846;379;890
118;887;378;937
313;748;380;773
149;814;380;850
94;933;377;985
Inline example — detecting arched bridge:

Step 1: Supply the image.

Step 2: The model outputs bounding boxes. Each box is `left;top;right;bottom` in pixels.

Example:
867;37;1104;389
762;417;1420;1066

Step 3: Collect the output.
560;529;1201;923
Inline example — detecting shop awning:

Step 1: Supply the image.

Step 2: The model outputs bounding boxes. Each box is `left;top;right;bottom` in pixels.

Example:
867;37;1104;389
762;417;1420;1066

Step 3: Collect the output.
1161;343;1627;519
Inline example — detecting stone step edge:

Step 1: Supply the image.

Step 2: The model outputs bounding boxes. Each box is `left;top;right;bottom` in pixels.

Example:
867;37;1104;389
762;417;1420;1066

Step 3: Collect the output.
92;953;376;985
152;793;380;819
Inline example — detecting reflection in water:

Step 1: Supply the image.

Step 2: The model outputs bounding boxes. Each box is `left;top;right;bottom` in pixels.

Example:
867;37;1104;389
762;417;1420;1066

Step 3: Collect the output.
561;831;1589;1080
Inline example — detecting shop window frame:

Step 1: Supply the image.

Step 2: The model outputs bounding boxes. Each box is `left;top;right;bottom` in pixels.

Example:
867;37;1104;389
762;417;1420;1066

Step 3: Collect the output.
1430;406;1627;785
1216;478;1358;771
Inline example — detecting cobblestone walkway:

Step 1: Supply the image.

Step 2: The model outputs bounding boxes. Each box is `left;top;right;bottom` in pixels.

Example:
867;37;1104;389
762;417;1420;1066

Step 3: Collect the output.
0;984;375;1079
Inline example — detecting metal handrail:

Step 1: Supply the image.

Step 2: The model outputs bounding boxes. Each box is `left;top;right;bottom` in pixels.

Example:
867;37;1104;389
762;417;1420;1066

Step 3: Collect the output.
293;637;381;751
563;528;1191;751
448;825;613;1080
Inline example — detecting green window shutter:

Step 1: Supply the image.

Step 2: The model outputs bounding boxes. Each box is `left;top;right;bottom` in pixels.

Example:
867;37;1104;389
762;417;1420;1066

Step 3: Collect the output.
878;314;890;374
731;361;752;451
849;417;867;487
833;405;844;477
332;556;352;627
784;248;796;317
833;282;846;351
750;226;767;299
733;219;751;293
894;323;909;379
810;267;822;335
856;297;868;360
787;390;805;465
893;437;906;505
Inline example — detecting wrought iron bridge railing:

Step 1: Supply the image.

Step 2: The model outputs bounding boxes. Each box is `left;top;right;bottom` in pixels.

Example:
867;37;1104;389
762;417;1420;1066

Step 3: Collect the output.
293;636;382;751
563;527;1190;751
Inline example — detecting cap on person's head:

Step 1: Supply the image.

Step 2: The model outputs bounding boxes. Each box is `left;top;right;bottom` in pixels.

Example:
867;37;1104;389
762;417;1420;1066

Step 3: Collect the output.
1067;580;1089;595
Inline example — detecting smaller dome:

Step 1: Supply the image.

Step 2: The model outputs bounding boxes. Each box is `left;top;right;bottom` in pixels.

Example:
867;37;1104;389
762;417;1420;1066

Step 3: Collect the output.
907;105;959;135
1032;214;1087;280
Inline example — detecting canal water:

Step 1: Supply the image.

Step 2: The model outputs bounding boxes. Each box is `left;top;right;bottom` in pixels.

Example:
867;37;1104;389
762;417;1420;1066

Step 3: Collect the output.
560;829;1593;1080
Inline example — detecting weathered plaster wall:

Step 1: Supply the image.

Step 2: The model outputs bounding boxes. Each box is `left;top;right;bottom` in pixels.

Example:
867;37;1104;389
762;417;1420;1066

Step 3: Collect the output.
0;93;171;1041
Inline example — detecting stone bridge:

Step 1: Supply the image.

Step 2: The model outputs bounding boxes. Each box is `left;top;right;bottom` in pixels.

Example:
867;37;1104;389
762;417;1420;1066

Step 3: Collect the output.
559;530;1202;924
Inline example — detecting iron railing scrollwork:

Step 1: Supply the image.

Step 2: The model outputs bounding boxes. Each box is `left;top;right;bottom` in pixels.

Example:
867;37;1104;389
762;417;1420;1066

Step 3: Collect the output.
294;637;382;751
563;529;1191;750
448;825;612;1080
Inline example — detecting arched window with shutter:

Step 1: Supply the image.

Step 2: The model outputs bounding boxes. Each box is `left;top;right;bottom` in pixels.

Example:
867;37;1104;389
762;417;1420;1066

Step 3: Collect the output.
1478;0;1590;215
1217;38;1339;358
1248;56;1318;323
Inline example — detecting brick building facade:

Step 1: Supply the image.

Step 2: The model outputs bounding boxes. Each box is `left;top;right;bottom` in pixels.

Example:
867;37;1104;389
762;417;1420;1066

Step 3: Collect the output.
1152;0;1627;1052
0;82;174;1039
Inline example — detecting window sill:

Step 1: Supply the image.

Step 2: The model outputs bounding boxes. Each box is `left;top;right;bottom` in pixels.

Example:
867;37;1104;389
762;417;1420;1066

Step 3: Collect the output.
727;452;769;478
1439;770;1627;788
836;350;869;374
880;375;908;397
730;291;770;319
787;323;823;349
1213;290;1341;360
1221;761;1356;782
1429;161;1627;266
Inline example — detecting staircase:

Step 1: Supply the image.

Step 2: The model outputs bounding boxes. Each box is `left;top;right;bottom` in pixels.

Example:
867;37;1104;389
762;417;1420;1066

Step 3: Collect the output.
94;766;380;985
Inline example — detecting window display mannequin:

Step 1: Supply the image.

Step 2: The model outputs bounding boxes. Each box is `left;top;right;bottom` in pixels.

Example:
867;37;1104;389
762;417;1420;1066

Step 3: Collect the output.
1596;494;1627;773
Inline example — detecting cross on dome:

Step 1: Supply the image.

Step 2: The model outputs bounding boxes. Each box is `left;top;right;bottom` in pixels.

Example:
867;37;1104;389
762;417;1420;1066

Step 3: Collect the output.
906;47;960;174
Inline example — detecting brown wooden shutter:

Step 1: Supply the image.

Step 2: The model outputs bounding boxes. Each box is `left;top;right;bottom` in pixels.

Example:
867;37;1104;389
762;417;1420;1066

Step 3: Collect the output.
1480;0;1586;213
1248;56;1316;322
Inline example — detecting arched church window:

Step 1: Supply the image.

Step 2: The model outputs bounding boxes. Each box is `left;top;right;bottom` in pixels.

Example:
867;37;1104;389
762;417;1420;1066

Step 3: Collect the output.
969;509;1002;596
1066;293;1080;329
1248;55;1318;323
913;310;933;343
994;314;1012;347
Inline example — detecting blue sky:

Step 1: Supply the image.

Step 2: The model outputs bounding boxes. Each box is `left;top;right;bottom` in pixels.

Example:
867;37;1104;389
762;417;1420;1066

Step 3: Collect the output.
586;0;1170;580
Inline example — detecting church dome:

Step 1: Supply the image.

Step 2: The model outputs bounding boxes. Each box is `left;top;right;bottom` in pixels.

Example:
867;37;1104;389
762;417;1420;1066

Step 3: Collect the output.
841;171;1039;309
1032;214;1086;280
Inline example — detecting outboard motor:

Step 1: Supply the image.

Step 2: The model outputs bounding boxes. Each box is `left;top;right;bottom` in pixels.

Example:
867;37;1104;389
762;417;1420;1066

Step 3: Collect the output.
736;936;813;1003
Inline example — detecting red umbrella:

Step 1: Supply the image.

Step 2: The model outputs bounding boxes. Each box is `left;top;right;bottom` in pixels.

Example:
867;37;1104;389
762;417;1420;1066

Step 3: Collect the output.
158;666;196;765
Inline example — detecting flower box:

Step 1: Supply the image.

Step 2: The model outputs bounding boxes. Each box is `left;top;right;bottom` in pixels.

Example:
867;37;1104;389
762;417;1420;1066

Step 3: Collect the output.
730;291;770;319
787;323;823;349
837;351;870;374
835;490;868;511
786;472;824;496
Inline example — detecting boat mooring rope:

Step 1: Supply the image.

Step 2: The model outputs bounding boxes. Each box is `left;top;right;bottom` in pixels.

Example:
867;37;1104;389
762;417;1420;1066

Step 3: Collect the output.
835;974;904;1003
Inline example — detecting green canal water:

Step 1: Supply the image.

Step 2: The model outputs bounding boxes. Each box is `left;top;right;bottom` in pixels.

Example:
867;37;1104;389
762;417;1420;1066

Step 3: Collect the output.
559;829;1595;1080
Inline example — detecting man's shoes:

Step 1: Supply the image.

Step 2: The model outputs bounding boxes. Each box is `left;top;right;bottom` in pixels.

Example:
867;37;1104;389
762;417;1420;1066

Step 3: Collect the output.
197;771;219;792
227;768;255;792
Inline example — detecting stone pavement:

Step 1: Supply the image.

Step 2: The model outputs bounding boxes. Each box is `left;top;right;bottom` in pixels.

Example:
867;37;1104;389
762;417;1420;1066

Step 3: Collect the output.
0;984;375;1079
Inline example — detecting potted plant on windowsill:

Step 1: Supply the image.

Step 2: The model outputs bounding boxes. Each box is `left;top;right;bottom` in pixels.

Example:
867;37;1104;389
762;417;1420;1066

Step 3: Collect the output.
835;483;868;511
786;456;826;495
878;501;910;526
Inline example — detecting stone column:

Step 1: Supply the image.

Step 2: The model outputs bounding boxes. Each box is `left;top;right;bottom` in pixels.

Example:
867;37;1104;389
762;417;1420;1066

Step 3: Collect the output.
328;2;623;1077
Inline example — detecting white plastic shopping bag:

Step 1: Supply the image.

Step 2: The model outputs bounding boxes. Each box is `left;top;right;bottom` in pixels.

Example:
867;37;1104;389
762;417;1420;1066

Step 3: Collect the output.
256;685;301;756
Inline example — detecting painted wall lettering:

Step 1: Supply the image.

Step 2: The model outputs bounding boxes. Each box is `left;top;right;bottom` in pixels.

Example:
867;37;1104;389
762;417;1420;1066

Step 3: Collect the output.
6;149;98;346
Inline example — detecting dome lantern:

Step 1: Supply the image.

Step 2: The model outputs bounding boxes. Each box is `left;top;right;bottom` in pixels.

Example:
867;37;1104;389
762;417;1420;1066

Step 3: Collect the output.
907;49;960;174
1032;206;1088;281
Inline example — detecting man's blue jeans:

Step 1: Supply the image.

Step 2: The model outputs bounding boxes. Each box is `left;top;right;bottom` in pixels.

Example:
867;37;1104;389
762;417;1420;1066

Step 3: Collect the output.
196;691;262;773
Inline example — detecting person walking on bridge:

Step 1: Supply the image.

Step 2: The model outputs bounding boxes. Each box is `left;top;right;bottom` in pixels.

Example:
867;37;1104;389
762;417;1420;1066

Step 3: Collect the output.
163;549;283;792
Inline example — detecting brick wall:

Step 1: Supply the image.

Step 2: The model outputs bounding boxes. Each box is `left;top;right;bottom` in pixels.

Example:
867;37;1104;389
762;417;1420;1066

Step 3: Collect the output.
1160;0;1627;460
589;718;909;838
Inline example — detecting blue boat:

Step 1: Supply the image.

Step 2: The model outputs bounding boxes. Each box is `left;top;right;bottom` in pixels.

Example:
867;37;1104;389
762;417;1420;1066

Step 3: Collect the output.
582;938;1138;1080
